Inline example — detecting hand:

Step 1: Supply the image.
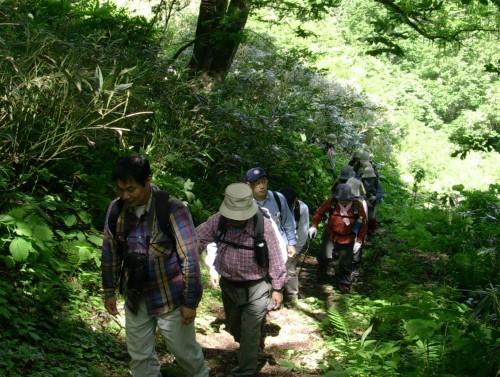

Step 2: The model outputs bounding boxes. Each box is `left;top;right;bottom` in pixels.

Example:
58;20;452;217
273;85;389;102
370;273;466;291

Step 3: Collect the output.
353;242;362;253
271;290;283;310
105;296;119;315
209;267;220;288
287;245;296;259
180;306;197;325
308;227;317;239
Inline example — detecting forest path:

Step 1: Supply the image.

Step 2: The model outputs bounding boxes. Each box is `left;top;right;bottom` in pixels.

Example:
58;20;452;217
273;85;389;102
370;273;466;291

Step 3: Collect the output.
189;251;358;376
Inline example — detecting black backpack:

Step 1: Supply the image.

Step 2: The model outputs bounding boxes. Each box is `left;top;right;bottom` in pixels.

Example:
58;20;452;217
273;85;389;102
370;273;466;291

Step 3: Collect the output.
216;209;269;267
107;190;175;248
276;189;302;229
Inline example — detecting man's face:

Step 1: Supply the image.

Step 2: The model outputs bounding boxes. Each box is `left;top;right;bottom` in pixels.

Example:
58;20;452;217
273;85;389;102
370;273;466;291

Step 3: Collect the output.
115;178;151;207
249;177;268;199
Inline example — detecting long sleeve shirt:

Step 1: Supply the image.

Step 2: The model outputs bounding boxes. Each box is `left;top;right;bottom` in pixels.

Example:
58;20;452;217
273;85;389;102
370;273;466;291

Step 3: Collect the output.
101;191;203;316
196;213;287;291
295;200;310;253
311;197;368;244
254;190;297;247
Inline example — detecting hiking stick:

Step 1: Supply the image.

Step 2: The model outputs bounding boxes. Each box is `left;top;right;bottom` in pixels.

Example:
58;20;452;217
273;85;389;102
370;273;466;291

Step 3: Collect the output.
297;238;311;279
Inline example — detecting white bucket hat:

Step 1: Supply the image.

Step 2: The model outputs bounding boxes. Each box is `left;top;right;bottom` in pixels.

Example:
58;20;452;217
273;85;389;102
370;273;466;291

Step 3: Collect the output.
346;177;363;197
219;183;258;221
362;166;377;179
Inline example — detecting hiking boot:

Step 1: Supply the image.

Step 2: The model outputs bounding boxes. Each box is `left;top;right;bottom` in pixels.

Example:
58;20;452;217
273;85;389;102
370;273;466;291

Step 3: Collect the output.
339;284;350;294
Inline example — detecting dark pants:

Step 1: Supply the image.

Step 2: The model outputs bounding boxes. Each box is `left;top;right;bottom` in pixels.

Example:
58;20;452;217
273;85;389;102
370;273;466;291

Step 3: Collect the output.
336;242;354;285
317;232;354;285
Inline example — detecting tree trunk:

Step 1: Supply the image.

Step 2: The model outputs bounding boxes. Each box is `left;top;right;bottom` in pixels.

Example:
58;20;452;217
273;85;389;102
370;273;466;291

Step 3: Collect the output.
188;0;250;81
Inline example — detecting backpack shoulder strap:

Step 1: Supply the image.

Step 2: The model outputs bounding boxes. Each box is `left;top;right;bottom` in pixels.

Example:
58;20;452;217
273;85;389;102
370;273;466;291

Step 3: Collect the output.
153;190;170;232
254;209;264;241
108;198;125;239
328;196;337;217
216;215;228;247
353;200;359;219
271;190;282;215
293;202;301;224
153;190;176;245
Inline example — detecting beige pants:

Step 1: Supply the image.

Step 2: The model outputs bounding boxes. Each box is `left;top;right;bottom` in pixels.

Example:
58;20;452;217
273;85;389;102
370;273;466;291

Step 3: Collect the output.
125;300;209;377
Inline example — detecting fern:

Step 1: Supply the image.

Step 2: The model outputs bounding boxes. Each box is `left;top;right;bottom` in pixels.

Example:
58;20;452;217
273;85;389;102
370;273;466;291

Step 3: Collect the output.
327;306;350;339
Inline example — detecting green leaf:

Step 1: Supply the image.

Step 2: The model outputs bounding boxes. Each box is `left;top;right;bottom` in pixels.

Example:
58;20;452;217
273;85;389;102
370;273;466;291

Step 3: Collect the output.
183;179;195;191
15;222;32;237
87;234;103;247
0;305;12;319
33;224;53;241
63;214;77;227
9;238;32;261
3;256;15;268
0;215;15;225
77;246;92;261
404;319;438;341
185;191;195;202
360;324;373;344
78;211;92;224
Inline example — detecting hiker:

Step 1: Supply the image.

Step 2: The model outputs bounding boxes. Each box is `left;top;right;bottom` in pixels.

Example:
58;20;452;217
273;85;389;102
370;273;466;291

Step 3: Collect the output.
308;184;368;294
246;167;297;261
361;166;383;234
358;151;380;178
279;187;310;306
345;176;368;281
196;183;287;377
331;165;355;193
320;134;337;176
348;150;363;176
204;205;287;288
101;155;209;377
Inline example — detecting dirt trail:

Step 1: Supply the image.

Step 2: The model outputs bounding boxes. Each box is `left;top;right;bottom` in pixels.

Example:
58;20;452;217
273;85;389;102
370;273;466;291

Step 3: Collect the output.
194;254;343;376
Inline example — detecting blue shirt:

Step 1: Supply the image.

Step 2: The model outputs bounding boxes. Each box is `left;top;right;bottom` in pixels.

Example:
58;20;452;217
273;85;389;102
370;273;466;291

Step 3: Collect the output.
254;190;297;247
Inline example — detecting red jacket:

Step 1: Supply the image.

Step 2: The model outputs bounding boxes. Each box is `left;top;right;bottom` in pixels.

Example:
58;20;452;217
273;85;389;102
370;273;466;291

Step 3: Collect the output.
312;197;368;244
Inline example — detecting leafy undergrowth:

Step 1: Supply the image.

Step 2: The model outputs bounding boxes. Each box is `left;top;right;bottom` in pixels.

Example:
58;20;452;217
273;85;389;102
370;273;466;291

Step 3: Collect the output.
1;206;498;376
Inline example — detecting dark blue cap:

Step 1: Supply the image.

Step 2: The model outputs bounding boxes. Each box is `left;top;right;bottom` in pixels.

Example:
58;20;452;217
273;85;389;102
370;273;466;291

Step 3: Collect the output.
246;167;268;183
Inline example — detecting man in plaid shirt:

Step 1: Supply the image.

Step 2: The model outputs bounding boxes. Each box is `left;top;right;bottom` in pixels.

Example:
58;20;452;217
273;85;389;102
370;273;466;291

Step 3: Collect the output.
196;183;287;377
101;155;208;377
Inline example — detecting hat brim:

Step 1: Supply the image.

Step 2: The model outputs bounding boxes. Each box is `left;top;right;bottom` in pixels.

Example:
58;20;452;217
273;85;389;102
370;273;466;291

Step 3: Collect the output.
219;201;258;221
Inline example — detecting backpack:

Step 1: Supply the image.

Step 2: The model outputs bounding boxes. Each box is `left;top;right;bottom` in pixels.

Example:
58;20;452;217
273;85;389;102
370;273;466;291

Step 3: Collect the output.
276;189;301;229
271;190;283;219
216;209;269;268
108;190;175;248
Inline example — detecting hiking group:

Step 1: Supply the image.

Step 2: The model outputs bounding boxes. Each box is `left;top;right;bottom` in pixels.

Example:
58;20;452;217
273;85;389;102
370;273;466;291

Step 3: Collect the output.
101;152;382;376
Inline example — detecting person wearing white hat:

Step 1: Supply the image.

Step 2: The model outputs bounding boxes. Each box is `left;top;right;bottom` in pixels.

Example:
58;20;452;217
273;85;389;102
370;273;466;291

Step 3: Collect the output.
308;184;368;294
196;183;287;377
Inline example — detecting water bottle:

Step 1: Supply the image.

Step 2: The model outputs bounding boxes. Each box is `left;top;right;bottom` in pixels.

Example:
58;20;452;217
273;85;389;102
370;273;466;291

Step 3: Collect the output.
352;216;363;234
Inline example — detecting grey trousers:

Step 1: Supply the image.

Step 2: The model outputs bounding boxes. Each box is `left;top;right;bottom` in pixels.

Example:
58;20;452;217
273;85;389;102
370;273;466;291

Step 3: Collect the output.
283;257;299;301
220;277;271;376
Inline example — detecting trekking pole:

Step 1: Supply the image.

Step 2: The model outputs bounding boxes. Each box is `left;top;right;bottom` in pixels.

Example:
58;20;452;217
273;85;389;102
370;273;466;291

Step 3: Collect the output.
297;238;311;279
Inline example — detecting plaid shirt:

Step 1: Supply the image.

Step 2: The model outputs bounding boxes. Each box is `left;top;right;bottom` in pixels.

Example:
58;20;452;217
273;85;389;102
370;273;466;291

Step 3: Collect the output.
101;191;203;315
196;213;287;291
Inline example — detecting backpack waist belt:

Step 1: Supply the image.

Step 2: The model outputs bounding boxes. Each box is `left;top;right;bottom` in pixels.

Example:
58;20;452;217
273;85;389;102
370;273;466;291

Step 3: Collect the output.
221;276;266;288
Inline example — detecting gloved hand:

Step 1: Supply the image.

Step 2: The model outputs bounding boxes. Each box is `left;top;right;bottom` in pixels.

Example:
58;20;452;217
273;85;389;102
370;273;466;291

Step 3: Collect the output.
308;227;317;239
368;196;376;204
353;242;362;253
